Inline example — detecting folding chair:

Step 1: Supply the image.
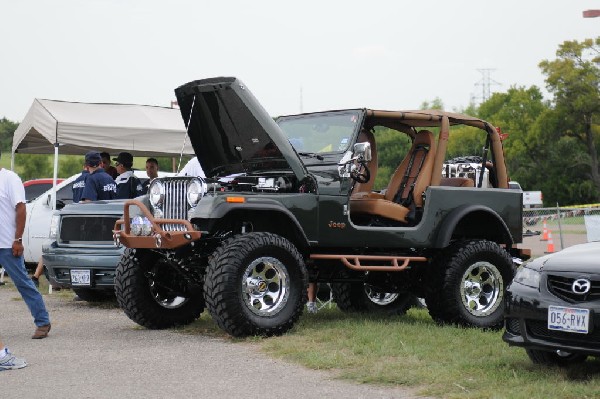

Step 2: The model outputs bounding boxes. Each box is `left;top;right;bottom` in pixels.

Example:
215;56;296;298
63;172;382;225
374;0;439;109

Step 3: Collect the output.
0;266;6;286
316;283;335;310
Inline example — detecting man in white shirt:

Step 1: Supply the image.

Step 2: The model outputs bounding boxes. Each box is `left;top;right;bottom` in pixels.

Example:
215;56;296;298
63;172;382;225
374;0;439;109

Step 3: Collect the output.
178;156;206;178
0;149;51;339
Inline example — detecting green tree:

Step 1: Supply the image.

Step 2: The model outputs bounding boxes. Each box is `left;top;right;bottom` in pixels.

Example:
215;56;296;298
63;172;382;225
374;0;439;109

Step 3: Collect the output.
19;154;51;181
420;97;444;110
0;117;18;153
539;38;600;201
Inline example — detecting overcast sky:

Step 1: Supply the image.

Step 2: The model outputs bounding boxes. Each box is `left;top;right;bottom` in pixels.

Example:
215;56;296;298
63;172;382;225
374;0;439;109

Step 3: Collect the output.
1;0;598;122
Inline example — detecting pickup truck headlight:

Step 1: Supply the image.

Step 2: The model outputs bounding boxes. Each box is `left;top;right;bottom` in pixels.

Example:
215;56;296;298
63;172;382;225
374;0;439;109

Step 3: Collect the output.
187;178;207;208
149;180;165;209
49;214;60;240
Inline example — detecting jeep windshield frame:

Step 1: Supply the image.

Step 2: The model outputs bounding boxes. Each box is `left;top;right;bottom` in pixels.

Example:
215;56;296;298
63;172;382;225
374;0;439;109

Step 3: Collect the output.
277;110;363;156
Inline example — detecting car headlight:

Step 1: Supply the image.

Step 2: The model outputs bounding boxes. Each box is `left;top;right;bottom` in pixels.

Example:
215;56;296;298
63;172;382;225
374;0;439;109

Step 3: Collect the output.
49;214;60;240
513;264;541;289
187;178;207;208
149;180;165;208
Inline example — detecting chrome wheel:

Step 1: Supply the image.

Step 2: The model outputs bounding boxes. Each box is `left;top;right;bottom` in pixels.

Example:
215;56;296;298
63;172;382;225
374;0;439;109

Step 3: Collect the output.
148;273;188;309
242;256;290;316
364;285;399;306
460;261;503;317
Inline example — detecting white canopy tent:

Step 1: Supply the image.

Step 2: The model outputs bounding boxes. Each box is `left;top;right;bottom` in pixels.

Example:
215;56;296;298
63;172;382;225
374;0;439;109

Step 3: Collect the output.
12;99;196;208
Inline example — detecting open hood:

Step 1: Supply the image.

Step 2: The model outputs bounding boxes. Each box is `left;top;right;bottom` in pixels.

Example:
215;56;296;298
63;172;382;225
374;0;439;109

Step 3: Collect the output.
175;77;307;180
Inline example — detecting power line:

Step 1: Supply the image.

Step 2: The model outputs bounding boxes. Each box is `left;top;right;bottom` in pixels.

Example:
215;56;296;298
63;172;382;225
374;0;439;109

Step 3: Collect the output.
472;69;502;105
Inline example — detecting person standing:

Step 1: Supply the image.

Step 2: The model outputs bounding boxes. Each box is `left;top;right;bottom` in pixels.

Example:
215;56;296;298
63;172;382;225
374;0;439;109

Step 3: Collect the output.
142;157;159;193
0;337;27;370
100;152;118;180
178;156;206;178
0;149;51;339
113;152;144;199
81;151;117;202
71;165;89;203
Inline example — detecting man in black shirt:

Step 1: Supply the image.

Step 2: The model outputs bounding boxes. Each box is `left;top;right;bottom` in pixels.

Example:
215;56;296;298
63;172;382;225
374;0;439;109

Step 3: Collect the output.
81;151;117;201
114;152;144;199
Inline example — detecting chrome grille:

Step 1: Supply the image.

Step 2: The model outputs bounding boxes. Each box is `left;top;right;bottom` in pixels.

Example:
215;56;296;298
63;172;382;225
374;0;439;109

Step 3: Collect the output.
160;177;191;232
547;274;600;302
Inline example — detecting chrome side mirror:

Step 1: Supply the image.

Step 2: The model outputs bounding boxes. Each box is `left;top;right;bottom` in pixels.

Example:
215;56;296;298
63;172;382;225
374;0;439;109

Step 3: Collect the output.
353;142;372;162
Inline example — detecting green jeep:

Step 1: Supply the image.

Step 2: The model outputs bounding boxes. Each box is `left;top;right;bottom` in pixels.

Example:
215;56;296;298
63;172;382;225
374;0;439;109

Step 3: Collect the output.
113;76;529;337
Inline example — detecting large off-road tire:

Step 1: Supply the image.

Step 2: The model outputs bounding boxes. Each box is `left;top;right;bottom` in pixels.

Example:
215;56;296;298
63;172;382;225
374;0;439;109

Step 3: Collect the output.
115;248;204;329
425;240;514;330
73;288;113;302
332;282;415;315
526;349;587;366
203;232;308;337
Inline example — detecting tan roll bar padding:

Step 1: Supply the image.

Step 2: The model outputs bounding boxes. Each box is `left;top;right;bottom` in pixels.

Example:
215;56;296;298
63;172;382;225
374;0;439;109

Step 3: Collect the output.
430;115;449;186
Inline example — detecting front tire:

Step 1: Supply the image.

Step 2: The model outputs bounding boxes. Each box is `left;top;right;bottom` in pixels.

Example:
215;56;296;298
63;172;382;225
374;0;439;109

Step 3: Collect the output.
425;240;514;329
203;232;308;337
526;349;587;366
115;248;204;329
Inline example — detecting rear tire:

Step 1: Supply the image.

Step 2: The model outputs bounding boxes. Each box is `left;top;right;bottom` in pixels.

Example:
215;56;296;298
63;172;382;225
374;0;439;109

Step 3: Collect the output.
203;233;308;337
332;281;415;315
115;248;204;329
526;349;587;366
425;240;514;329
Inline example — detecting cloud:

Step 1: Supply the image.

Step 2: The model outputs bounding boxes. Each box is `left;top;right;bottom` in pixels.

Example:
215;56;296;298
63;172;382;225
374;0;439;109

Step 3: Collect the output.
352;45;392;59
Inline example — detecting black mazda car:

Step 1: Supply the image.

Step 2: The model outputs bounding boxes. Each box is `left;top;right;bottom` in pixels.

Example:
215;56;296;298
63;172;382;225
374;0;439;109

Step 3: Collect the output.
503;241;600;366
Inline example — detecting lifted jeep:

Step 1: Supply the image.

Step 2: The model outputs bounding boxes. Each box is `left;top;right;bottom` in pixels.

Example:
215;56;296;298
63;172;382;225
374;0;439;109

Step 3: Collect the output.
113;76;528;337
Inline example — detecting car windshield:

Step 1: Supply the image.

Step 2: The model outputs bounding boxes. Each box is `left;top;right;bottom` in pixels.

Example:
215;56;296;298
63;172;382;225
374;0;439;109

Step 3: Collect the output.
277;111;361;154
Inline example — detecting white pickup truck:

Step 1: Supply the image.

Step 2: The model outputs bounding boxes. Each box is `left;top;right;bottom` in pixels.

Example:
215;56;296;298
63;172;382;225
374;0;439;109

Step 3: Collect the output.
508;181;543;208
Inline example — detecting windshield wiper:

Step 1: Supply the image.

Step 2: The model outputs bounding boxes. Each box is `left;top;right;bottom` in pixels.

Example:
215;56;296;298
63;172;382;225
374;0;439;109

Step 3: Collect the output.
298;152;324;161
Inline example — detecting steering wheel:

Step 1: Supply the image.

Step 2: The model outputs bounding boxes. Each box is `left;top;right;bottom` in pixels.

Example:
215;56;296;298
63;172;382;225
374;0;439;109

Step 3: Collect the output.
351;162;371;184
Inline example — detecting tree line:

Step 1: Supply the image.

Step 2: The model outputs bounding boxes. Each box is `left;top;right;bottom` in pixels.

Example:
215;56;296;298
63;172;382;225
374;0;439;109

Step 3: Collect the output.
1;38;598;206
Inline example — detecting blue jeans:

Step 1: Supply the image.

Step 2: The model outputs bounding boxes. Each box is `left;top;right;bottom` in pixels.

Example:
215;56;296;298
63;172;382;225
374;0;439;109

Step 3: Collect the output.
0;249;50;327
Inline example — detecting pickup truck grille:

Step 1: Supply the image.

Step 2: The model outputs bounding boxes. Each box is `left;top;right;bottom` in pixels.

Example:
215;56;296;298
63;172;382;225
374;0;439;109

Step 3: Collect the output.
160;178;190;232
60;215;120;244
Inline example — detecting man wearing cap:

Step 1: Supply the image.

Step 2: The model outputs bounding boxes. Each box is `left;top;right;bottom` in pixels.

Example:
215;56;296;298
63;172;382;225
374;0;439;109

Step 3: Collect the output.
81;151;117;202
113;152;144;199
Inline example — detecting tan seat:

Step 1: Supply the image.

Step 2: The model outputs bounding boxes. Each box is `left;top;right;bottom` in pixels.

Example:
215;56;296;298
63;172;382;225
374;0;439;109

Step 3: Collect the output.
440;177;475;187
350;130;436;223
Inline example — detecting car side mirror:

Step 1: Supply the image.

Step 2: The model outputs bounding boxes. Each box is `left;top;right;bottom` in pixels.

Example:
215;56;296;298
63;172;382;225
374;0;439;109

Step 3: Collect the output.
353;142;372;162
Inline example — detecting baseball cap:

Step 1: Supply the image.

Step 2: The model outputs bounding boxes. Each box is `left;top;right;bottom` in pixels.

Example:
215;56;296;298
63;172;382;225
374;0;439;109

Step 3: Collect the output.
85;151;102;167
113;152;133;167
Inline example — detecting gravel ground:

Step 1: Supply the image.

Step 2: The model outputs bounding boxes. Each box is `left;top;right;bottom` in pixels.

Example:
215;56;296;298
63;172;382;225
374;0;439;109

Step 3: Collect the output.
0;285;428;399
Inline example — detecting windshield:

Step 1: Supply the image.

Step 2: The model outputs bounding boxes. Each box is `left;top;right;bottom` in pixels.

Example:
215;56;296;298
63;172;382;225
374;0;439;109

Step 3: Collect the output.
277;111;361;154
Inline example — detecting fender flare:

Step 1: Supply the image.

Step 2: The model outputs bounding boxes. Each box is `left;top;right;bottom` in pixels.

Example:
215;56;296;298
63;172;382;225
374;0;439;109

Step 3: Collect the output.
203;200;311;248
434;204;513;248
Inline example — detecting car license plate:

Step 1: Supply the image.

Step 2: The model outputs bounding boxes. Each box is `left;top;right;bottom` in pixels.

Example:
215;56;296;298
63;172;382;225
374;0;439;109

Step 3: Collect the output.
548;305;589;334
70;270;91;286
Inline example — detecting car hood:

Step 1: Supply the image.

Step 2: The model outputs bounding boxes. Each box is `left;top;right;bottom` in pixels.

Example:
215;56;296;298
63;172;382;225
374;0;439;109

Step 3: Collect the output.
541;241;600;273
174;77;308;180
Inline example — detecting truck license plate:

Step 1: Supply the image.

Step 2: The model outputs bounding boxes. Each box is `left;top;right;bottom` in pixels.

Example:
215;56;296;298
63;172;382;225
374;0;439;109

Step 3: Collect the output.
70;270;91;286
548;305;589;334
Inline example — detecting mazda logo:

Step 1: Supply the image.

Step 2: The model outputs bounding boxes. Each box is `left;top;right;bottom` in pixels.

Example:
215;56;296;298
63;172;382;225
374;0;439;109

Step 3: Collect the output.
572;279;591;295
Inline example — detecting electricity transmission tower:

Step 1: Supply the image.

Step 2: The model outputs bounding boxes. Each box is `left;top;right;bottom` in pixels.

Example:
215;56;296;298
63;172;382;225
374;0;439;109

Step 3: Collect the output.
472;69;501;105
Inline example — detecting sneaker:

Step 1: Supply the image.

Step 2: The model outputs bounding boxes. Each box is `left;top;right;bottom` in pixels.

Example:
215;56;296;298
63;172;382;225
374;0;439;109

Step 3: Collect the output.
0;349;27;371
31;276;39;287
32;323;51;339
307;302;318;314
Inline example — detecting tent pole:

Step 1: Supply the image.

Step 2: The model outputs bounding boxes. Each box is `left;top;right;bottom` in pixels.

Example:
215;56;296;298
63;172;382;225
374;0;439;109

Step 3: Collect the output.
52;143;59;211
10;151;15;171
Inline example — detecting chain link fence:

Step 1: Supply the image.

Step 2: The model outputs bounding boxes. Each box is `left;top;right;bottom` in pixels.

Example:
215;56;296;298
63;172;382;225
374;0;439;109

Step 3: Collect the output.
522;205;600;257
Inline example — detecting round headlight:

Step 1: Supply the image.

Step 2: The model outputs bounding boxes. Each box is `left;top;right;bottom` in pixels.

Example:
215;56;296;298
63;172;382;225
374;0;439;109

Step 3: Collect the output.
187;178;207;208
131;216;144;236
149;180;165;208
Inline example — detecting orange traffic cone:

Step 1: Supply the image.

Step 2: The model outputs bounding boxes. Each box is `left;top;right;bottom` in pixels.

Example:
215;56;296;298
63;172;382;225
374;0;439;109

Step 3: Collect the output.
544;230;555;254
540;219;549;241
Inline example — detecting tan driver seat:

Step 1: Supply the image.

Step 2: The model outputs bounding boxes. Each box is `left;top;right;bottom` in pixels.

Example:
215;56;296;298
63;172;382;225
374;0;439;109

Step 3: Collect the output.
350;130;436;223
